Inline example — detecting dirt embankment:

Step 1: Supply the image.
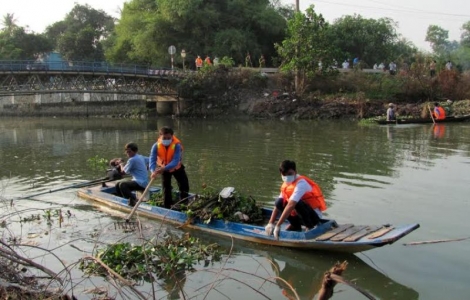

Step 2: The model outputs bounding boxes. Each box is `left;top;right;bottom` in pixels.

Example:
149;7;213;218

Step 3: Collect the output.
182;87;465;120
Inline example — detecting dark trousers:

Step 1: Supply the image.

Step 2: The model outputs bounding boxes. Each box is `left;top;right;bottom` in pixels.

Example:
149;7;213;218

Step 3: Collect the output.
162;165;189;209
115;180;144;201
275;197;320;230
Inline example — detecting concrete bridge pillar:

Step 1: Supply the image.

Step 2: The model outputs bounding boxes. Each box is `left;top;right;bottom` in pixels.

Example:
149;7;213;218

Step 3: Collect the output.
156;101;175;115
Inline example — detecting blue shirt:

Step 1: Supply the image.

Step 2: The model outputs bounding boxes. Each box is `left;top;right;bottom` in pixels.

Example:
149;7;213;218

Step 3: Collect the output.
149;142;182;172
123;154;149;188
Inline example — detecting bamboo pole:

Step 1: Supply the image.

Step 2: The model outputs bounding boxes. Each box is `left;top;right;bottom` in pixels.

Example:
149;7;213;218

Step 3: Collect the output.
403;237;469;246
428;104;436;124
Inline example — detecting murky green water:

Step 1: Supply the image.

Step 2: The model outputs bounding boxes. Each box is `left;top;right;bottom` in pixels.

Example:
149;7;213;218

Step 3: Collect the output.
1;117;469;299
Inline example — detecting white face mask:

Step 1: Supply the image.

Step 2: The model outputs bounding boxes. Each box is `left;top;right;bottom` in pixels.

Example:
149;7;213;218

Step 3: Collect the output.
281;175;296;183
161;138;172;146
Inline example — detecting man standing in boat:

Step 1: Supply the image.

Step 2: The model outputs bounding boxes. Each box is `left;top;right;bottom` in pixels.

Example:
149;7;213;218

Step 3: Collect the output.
115;143;149;207
265;160;327;239
433;102;446;120
149;126;190;209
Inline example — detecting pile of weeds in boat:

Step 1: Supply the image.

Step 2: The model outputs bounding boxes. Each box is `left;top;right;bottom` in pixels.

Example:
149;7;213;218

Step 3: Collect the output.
79;232;221;282
147;186;264;224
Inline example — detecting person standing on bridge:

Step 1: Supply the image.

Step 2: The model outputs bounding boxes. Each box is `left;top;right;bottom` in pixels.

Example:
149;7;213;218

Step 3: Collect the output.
195;56;203;70
259;55;266;68
245;53;253;67
149;126;190;209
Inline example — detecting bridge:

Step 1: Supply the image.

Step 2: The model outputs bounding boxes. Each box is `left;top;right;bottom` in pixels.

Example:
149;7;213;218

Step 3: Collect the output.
0;60;386;97
0;60;182;96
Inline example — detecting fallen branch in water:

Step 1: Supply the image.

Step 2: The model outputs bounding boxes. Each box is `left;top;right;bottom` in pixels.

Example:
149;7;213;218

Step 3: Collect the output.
0;242;62;285
317;261;348;300
329;274;376;300
403;237;469;246
317;261;377;300
82;256;147;300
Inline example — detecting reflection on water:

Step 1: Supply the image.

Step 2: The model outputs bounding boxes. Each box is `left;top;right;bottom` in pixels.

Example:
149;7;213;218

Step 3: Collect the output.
186;232;419;300
432;124;446;139
3;118;469;203
1;117;470;299
267;251;419;300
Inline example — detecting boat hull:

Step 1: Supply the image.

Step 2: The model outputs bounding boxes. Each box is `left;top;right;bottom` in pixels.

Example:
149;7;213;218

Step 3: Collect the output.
375;114;470;125
78;184;419;253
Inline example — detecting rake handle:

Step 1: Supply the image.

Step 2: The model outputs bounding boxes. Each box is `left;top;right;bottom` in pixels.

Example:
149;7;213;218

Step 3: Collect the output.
125;177;155;222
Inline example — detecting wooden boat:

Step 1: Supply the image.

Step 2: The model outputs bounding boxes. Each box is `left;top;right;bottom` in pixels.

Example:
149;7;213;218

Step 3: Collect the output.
77;183;419;253
375;114;470;125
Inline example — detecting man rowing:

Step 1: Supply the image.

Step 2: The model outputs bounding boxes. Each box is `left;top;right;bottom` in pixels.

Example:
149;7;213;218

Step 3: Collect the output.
114;143;149;207
433;102;446;120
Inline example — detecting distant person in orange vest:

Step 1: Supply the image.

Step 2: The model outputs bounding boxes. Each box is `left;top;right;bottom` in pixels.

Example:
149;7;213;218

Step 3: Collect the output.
195;55;203;70
149;126;189;209
433;102;446;120
265;160;327;239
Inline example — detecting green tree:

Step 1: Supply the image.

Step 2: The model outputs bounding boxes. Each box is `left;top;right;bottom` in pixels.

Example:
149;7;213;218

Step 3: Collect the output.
389;38;418;66
425;25;449;54
460;21;470;48
275;6;337;92
1;13;18;36
328;15;399;67
46;4;115;61
106;0;287;67
0;27;52;60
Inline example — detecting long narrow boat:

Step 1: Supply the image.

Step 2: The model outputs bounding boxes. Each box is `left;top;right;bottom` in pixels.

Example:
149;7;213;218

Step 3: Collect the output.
375;114;470;125
77;183;419;253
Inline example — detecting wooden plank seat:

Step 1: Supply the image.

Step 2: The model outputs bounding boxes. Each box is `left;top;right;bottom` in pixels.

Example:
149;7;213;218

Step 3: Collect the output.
315;224;354;241
330;226;368;241
343;226;381;242
367;226;395;239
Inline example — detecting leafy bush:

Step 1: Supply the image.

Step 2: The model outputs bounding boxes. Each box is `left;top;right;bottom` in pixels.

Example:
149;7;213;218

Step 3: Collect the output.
219;56;235;67
80;233;220;281
87;155;109;171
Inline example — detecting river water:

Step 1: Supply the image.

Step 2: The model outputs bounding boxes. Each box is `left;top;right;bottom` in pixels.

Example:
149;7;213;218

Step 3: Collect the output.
0;117;469;300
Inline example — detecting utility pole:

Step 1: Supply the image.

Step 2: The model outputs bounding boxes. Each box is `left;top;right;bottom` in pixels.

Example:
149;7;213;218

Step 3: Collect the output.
295;0;300;93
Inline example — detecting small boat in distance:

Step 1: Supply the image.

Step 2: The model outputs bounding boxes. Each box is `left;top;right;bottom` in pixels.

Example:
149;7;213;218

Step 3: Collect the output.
375;114;470;125
77;183;419;253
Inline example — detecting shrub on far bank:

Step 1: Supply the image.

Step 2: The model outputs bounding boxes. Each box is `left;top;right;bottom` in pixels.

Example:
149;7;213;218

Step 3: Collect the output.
302;69;470;103
178;67;268;100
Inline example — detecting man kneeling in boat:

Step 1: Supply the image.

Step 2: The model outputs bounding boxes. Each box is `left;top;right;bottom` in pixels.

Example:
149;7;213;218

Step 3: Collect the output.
115;143;149;207
265;160;327;239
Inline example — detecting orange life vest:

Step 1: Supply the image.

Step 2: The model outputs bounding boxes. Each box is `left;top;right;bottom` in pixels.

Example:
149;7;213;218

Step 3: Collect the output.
433;106;446;120
280;175;327;216
156;136;183;172
195;58;203;67
204;57;212;65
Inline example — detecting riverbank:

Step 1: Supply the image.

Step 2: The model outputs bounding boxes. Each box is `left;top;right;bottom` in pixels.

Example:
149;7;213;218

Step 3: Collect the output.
2;68;470;119
175;67;470;119
180;86;470;120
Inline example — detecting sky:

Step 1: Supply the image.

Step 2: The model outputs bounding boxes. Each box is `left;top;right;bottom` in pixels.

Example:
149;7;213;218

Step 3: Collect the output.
1;0;470;51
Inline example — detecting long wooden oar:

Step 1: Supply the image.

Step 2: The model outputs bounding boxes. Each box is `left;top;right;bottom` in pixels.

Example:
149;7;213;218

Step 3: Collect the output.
123;177;155;223
428;105;436;124
12;177;112;201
